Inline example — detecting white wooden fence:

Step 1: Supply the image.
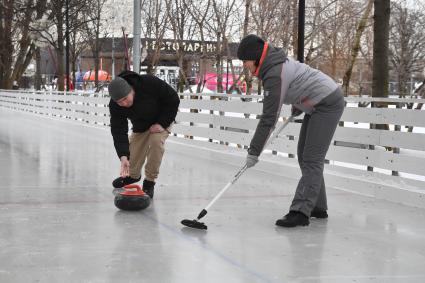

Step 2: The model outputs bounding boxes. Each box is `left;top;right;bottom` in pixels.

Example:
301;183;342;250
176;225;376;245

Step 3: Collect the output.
1;89;424;207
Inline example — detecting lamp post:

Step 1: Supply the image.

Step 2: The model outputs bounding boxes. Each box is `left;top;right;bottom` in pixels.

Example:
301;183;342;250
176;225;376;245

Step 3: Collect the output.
297;0;305;63
289;0;306;159
111;0;116;79
133;0;141;73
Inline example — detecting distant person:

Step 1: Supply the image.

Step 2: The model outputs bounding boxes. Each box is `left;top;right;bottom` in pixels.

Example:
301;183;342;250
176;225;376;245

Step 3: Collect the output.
52;75;58;90
237;34;345;227
108;70;180;198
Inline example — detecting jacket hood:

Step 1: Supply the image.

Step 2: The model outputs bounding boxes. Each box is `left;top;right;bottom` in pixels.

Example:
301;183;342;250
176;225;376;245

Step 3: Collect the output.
258;45;287;80
119;70;141;81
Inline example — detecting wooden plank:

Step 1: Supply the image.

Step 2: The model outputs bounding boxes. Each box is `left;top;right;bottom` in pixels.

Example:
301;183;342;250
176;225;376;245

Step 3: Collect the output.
177;112;425;151
176;112;297;131
178;92;263;99
180;98;425;127
271;137;425;175
341;107;425;127
3;90;425;104
18;93;109;106
12;94;425;131
179;99;263;114
48;102;109;115
333;127;425;151
326;146;425;176
7;97;110;116
174;120;301;148
176;112;258;130
172;123;425;176
171;124;252;146
378;130;425;151
345;97;425;104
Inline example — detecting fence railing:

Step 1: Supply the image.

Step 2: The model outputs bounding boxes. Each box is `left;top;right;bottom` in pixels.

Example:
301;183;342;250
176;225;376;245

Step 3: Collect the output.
1;89;425;195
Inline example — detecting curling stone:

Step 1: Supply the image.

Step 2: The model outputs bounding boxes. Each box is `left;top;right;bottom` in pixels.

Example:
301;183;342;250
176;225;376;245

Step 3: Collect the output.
114;184;151;211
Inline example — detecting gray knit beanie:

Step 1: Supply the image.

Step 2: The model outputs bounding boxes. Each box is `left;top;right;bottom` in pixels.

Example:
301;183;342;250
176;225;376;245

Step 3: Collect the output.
108;77;133;102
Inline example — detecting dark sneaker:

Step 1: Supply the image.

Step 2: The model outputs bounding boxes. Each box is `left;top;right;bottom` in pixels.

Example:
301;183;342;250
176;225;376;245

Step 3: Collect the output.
112;176;141;188
311;209;328;219
275;211;309;227
142;179;155;198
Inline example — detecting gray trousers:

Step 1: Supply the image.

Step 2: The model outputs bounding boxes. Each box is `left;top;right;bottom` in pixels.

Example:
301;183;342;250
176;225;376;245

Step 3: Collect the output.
290;89;345;216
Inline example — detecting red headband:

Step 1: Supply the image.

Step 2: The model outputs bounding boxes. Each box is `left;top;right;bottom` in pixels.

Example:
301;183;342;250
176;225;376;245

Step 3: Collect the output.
254;42;269;77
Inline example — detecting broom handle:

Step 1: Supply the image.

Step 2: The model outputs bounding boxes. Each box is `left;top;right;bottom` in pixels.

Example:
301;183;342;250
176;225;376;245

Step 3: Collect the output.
203;116;294;211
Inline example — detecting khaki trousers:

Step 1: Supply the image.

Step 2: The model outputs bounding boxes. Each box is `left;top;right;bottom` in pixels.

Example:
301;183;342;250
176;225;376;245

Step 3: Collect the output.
129;129;170;182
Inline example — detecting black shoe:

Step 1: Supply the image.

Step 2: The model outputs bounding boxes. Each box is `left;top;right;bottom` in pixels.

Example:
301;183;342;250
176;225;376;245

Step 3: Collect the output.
112;176;141;188
311;209;328;219
142;179;155;198
275;211;309;227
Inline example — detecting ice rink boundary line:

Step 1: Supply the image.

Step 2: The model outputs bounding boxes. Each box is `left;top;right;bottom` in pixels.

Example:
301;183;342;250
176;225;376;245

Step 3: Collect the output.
143;213;276;283
296;274;425;280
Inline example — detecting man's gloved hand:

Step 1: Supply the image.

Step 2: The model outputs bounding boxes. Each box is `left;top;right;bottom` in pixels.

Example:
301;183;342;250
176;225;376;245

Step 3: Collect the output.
291;106;303;117
246;154;259;168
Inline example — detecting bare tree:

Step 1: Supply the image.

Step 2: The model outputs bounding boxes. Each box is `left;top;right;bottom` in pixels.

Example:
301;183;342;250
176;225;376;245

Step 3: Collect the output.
141;0;169;75
319;0;361;79
184;0;212;93
43;0;66;91
209;0;242;93
250;0;282;39
241;0;252;94
290;0;299;55
389;1;425;98
342;0;373;96
81;0;109;91
0;0;47;89
167;0;197;92
68;1;90;89
212;0;242;93
29;0;90;91
249;0;284;94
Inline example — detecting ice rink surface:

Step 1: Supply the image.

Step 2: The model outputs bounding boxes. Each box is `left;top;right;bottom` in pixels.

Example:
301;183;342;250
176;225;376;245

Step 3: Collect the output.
1;108;425;283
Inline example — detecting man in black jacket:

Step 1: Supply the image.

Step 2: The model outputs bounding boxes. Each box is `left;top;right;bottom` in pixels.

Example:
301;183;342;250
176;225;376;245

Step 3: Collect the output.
108;70;180;198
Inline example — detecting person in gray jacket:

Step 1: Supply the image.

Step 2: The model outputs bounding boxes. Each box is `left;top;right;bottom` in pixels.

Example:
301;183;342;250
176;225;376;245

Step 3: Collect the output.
237;34;345;227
